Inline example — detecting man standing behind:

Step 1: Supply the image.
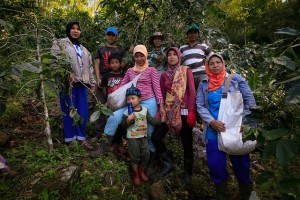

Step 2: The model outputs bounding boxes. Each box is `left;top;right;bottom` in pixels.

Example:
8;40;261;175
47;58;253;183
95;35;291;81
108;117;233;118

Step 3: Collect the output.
94;27;125;136
180;24;213;90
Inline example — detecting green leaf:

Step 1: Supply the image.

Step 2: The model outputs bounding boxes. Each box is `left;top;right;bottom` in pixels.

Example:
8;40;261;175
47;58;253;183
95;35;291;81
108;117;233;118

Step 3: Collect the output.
272;56;296;70
19;63;41;73
0;19;14;31
263;129;289;141
0;101;7;117
256;171;275;185
90;110;100;123
101;106;114;116
275;27;299;36
286;82;300;104
276;140;298;168
262;141;278;159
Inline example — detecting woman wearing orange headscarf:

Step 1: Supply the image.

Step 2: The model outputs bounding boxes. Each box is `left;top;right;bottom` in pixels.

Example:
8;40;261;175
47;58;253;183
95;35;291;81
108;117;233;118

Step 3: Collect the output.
196;54;257;200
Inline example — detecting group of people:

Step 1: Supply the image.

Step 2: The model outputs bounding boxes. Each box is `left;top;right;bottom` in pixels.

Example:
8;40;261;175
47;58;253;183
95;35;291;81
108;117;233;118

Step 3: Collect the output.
52;21;257;199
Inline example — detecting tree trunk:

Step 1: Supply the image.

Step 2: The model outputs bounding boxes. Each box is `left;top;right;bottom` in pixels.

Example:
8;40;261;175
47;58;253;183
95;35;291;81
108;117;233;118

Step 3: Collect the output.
35;16;53;152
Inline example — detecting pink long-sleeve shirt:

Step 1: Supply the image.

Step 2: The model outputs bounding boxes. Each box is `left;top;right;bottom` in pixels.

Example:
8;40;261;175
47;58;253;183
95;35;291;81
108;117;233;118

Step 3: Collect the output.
160;67;196;111
120;67;164;104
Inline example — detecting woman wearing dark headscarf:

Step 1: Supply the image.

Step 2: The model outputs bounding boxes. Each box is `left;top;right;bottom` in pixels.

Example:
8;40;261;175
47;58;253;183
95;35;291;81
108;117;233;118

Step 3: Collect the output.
151;47;196;182
51;22;96;150
196;54;256;199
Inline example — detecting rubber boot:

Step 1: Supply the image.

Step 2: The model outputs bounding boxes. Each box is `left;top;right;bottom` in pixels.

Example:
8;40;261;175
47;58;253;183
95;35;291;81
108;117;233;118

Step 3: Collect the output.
215;181;228;200
89;135;113;158
183;158;193;184
138;165;149;182
238;181;253;200
159;151;174;176
132;164;141;186
145;151;156;177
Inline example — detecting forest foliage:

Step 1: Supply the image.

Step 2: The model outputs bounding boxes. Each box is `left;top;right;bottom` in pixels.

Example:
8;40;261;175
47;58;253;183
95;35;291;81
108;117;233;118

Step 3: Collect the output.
0;0;299;199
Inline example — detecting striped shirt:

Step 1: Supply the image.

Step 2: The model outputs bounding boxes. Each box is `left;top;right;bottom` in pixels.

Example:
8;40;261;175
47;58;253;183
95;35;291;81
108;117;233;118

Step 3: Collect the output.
179;43;212;73
120;67;164;104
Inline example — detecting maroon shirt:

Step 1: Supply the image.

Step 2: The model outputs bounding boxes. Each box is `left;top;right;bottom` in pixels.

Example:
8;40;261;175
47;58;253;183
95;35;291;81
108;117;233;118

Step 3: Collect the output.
160;67;196;111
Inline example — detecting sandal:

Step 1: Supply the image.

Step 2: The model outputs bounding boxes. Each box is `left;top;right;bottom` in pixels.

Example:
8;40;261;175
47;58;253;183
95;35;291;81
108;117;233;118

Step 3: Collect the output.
80;141;93;151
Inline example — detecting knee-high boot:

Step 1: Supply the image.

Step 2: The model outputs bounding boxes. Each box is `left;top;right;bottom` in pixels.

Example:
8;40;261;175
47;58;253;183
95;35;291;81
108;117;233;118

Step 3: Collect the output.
89;135;113;158
159;151;174;176
238;181;253;200
215;181;228;200
146;151;156;177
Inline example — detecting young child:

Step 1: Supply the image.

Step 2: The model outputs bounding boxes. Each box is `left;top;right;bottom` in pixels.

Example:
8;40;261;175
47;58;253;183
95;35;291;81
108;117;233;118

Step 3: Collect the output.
100;53;125;154
94;27;125;137
122;85;163;186
101;53;124;99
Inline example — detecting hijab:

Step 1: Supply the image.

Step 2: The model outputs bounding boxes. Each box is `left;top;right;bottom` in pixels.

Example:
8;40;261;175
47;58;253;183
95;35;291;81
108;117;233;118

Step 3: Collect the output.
205;54;226;91
132;45;149;73
165;47;181;80
66;21;81;45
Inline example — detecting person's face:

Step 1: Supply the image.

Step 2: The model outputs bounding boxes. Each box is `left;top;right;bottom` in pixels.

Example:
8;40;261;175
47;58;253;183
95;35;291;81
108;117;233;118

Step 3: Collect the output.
187;30;199;42
153;37;162;47
106;32;118;45
134;52;146;67
109;59;121;72
167;50;179;65
208;56;223;74
126;95;141;108
70;24;81;39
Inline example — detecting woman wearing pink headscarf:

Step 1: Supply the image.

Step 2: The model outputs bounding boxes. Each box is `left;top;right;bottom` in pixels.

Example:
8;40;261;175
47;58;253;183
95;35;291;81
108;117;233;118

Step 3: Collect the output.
90;45;165;157
151;47;196;183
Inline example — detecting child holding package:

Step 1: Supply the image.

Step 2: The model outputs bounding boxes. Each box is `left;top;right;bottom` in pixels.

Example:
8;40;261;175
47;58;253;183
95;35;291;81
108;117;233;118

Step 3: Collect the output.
100;53;125;154
122;85;164;186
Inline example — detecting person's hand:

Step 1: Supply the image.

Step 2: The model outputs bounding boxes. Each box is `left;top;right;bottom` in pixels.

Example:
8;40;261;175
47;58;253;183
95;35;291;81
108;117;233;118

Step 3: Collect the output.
187;110;196;127
91;86;96;94
69;74;75;84
159;104;166;116
210;120;226;132
97;79;101;88
157;54;163;62
127;113;135;123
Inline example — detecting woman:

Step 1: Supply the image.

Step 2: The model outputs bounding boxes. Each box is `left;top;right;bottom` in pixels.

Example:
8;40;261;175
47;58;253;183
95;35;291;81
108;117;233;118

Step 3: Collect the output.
196;54;256;199
151;47;196;183
90;45;165;157
51;22;95;150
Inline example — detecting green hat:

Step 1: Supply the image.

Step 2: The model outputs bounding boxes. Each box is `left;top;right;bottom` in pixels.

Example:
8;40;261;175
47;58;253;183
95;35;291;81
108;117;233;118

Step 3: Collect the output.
187;24;200;34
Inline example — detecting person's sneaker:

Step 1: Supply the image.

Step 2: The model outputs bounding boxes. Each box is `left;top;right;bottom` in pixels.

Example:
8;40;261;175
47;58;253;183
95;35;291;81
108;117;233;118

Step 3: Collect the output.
80;141;93;151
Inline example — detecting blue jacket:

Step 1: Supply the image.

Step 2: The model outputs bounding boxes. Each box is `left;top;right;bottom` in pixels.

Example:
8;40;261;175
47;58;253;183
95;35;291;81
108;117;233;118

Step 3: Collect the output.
196;73;256;139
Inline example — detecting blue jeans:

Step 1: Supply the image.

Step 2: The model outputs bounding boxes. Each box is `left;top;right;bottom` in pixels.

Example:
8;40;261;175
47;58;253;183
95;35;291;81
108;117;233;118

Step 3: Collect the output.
59;83;88;142
206;139;252;184
104;97;158;152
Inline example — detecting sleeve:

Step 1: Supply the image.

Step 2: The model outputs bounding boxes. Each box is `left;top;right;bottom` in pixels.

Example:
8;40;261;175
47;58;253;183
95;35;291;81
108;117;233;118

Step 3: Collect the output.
94;47;101;59
88;52;96;86
146;111;162;126
160;73;167;103
150;68;164;104
196;82;215;124
119;69;131;87
101;74;108;87
121;113;129;129
51;39;61;67
186;68;196;110
235;74;256;118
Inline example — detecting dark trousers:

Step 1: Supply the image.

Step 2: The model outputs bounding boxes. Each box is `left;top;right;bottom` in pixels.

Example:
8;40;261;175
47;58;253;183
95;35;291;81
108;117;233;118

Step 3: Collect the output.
151;116;194;174
95;87;107;134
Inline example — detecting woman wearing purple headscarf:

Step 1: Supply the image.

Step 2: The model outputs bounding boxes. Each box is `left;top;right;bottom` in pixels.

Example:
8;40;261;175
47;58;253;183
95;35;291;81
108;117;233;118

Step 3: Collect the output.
151;47;196;183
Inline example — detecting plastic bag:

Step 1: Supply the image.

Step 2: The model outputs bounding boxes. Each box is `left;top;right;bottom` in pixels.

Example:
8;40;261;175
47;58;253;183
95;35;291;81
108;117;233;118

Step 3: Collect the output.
218;91;257;155
107;73;142;111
